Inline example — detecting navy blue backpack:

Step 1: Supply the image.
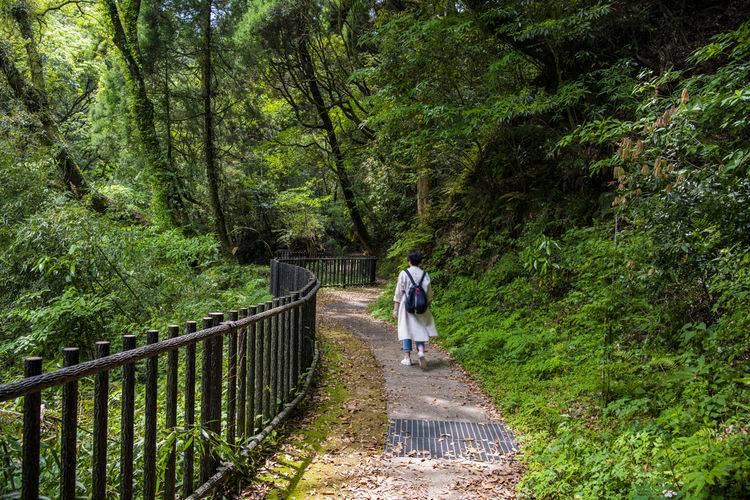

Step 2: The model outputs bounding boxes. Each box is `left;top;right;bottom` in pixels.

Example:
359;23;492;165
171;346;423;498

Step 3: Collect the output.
404;269;428;314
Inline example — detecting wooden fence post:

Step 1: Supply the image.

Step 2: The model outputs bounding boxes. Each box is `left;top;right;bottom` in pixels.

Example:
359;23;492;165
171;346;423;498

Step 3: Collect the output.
143;332;158;500
21;357;42;500
120;336;136;500
263;301;273;422
238;308;248;442
270;298;280;416
92;341;110;499
279;297;287;403
283;296;291;401
291;292;300;389
343;258;348;287
248;305;259;436
183;321;197;497
60;348;79;500
200;316;214;483
209;313;224;448
268;259;278;297
228;311;238;446
165;325;179;499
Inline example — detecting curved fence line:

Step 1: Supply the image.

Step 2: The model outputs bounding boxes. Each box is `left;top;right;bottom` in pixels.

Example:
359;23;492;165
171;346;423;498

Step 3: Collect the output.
274;256;376;290
185;345;320;499
0;259;319;499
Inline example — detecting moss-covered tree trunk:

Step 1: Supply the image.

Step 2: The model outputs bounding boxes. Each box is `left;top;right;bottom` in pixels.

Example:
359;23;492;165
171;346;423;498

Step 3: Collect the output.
2;2;107;212
200;0;232;255
163;64;175;177
103;0;184;227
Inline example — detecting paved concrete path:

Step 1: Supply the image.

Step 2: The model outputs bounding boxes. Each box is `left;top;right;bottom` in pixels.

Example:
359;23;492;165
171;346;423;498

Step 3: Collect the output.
324;288;500;423
320;287;522;499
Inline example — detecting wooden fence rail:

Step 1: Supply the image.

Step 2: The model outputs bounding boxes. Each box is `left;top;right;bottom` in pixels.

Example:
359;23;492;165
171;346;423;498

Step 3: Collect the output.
274;256;376;292
0;259;323;499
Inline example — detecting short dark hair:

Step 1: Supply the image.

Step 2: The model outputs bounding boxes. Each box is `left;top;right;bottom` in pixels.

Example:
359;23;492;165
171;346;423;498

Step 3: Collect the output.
407;250;423;265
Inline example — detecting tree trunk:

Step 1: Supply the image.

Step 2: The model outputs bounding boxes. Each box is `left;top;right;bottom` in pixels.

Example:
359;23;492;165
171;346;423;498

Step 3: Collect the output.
3;3;107;211
295;36;373;254
11;2;47;105
200;0;232;254
103;0;184;227
163;61;174;174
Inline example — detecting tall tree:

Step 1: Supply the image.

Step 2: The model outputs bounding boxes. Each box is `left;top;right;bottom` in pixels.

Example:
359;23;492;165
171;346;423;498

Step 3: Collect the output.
140;0;177;188
0;1;107;211
200;0;232;254
102;0;185;226
256;0;374;253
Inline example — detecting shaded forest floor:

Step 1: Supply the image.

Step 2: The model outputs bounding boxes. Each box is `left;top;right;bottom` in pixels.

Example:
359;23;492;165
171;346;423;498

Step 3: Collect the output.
242;288;522;499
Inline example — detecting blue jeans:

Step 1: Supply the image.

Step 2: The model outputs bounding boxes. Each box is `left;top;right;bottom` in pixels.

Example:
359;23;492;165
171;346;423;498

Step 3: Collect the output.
402;339;425;353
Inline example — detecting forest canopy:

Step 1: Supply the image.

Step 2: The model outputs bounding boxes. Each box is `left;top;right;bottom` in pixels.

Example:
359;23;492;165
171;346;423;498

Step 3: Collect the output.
2;0;750;497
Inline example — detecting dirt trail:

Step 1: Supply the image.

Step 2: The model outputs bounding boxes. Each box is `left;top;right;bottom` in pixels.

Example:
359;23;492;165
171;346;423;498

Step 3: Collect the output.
243;287;522;499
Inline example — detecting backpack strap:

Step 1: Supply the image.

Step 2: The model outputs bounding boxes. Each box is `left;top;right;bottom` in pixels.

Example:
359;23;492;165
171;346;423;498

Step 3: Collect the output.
405;269;426;287
404;269;417;287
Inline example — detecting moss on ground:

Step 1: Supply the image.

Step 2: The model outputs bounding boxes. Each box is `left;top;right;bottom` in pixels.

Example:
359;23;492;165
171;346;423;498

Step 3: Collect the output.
242;297;386;498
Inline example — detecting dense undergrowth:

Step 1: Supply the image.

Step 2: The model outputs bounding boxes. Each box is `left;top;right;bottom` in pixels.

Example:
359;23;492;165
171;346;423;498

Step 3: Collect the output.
3;0;750;496
0;196;270;372
372;22;750;499
0;168;270;494
374;223;750;498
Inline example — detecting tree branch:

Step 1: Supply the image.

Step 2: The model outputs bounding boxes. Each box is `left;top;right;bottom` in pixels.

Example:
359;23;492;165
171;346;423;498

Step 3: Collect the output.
39;0;94;17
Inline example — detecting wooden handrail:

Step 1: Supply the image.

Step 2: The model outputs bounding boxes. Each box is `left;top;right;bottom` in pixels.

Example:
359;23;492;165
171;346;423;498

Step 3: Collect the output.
1;258;325;499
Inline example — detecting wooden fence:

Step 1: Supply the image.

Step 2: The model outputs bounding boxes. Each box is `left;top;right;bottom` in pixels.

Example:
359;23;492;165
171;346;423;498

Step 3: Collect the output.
274;256;376;291
0;259;320;499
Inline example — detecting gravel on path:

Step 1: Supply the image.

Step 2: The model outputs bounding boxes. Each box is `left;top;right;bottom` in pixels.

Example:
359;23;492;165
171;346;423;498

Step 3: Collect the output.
321;286;523;499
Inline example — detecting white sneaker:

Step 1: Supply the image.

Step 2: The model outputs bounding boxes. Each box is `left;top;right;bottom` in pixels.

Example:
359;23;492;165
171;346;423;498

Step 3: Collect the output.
400;358;412;366
418;354;427;371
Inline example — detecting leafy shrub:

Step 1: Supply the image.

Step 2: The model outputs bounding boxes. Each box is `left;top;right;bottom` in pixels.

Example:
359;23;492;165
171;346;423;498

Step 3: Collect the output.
0;197;269;368
373;220;750;498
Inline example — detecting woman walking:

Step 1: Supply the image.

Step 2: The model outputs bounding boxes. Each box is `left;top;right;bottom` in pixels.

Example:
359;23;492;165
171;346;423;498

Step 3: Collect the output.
392;251;438;370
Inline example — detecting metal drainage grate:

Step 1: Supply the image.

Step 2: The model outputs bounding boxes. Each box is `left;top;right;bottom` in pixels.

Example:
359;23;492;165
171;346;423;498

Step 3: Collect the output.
385;419;518;462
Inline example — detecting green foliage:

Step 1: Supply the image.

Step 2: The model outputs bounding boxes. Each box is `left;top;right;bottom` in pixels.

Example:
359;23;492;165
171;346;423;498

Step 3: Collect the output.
374;222;750;498
379;224;435;276
370;21;750;496
275;182;332;250
4;0;750;496
0;197;269;364
521;236;561;277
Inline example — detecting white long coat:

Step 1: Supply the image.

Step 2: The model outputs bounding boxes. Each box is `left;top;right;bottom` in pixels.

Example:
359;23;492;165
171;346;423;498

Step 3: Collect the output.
394;266;439;342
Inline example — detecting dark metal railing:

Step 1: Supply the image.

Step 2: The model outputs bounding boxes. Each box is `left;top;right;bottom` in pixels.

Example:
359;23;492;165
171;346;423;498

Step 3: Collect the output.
0;259;319;499
274;249;326;259
274;256;376;291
